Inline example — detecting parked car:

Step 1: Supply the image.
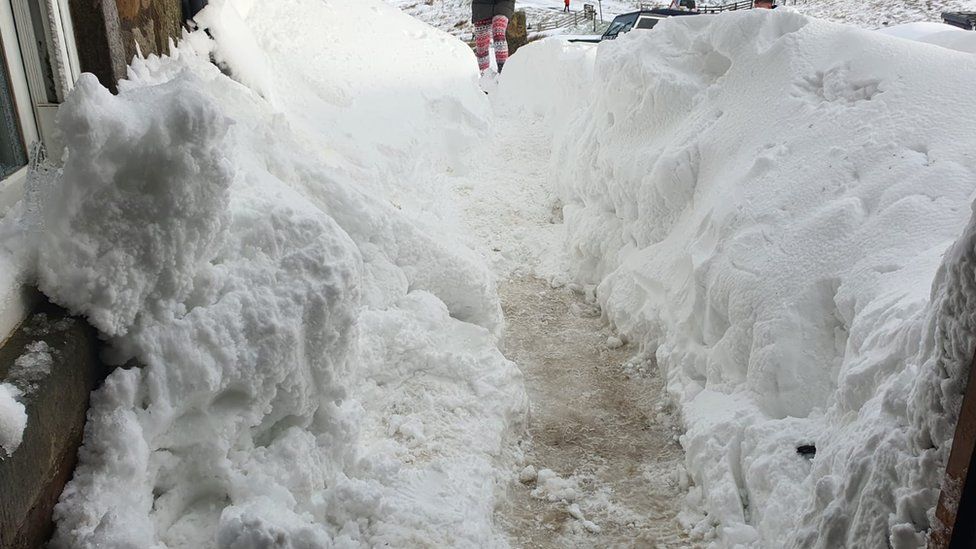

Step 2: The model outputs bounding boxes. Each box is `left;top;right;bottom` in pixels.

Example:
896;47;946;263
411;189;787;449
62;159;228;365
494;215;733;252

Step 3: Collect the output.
567;2;755;43
942;11;976;30
567;9;696;42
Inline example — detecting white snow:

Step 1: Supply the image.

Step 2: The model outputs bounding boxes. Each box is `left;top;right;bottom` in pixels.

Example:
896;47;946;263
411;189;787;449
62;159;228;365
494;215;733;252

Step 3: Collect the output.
879;22;976;53
789;0;976;29
531;468;580;502
496;10;976;547
9;340;54;393
0;382;26;457
0;334;55;461
518;464;538;483
0;0;972;545
2;0;527;547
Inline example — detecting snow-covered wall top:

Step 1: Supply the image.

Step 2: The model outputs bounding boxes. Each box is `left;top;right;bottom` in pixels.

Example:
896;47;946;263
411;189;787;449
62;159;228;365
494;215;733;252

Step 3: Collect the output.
497;11;976;547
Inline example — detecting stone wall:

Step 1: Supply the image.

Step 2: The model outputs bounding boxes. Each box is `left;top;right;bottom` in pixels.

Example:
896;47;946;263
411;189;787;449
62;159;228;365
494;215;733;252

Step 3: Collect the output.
0;301;107;548
67;0;183;92
67;0;127;92
116;0;183;62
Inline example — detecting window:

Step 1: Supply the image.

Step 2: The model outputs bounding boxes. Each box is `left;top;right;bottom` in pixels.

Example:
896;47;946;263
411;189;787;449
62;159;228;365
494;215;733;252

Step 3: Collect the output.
635;16;663;29
604;13;638;38
0;49;27;180
0;0;79;213
0;0;80;338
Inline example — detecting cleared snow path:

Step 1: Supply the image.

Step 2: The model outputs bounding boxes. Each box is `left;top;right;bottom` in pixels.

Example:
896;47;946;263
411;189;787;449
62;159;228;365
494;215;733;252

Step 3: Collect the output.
495;277;692;547
450;114;692;547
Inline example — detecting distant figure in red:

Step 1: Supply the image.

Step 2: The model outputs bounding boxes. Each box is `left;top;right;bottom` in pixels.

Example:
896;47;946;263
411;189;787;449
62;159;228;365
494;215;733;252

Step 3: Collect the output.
472;0;515;74
564;0;570;12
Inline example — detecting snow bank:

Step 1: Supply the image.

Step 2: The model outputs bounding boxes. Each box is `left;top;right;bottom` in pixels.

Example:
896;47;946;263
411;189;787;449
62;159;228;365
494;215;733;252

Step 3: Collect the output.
499;12;976;546
7;0;526;546
879;22;976;54
787;0;976;29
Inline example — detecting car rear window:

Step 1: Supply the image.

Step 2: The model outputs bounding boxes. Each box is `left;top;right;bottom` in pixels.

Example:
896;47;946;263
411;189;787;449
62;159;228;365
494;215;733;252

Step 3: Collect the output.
635;16;662;29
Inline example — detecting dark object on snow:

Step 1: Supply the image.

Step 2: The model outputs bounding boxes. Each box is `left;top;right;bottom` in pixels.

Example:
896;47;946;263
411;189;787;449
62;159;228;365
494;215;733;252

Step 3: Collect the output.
796;444;816;458
568;2;751;44
942;12;976;30
472;0;516;22
182;0;209;21
596;9;699;42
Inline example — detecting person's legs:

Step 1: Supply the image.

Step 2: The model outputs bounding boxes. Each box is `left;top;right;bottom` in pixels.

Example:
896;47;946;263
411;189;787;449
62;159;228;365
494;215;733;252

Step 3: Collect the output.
491;15;509;73
474;18;492;73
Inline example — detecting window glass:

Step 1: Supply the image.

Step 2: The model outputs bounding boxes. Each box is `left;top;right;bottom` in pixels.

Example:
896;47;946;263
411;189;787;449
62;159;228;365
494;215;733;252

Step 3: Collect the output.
0;49;27;180
636;17;661;29
605;13;638;36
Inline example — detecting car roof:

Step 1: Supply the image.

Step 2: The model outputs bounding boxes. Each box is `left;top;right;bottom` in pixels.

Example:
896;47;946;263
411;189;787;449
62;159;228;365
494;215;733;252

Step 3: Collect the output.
617;8;700;17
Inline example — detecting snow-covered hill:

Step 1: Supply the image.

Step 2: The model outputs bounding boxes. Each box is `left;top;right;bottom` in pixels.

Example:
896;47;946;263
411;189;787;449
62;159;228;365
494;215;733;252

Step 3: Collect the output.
388;0;976;33
790;0;976;29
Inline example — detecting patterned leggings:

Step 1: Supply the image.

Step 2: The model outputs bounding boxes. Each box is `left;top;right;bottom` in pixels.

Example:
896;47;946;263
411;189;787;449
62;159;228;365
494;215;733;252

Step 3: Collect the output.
474;16;509;73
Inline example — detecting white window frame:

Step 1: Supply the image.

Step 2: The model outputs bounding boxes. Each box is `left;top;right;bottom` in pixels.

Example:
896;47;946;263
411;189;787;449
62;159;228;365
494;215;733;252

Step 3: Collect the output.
0;0;81;341
0;0;40;214
9;0;80;163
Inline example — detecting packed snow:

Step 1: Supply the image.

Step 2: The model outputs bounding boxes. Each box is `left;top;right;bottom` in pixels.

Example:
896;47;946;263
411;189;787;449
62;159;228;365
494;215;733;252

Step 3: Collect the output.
0;382;25;457
879;21;976;53
0;0;529;546
9;340;54;392
0;0;973;546
496;10;976;547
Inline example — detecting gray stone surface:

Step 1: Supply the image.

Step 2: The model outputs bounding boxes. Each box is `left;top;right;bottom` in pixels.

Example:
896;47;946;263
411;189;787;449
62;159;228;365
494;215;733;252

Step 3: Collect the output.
0;301;106;548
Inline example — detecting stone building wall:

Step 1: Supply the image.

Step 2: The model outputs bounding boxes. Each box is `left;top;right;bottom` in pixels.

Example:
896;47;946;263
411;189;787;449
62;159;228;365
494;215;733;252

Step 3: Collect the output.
66;0;183;92
116;0;182;61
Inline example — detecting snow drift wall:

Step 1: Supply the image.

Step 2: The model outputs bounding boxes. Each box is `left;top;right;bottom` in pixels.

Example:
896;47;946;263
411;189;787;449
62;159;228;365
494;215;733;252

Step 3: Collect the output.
498;11;976;547
1;0;527;547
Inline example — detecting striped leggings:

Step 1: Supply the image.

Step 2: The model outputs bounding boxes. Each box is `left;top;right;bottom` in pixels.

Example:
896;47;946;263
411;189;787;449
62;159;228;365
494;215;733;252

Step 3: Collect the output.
474;16;509;73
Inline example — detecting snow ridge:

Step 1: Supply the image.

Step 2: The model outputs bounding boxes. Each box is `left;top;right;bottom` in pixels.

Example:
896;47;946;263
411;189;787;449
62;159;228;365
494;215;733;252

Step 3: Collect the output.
11;1;528;547
497;11;976;547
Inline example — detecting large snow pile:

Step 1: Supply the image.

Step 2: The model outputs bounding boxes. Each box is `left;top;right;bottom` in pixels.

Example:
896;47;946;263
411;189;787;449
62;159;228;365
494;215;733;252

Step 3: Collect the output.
1;0;527;546
497;11;976;547
789;0;976;29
